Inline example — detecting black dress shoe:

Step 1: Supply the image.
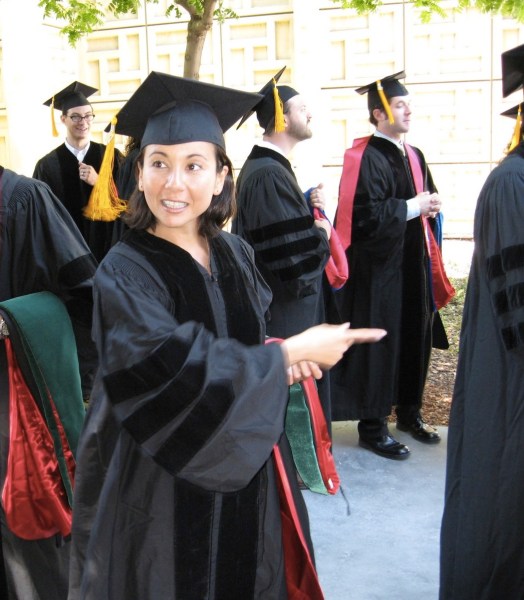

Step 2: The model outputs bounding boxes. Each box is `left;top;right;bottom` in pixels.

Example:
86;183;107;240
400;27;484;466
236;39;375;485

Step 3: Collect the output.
396;417;441;444
358;435;411;460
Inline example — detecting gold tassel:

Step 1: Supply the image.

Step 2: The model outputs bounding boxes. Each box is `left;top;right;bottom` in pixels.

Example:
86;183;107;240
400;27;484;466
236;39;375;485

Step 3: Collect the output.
83;115;127;222
51;96;59;138
509;104;522;152
377;80;395;124
273;80;285;133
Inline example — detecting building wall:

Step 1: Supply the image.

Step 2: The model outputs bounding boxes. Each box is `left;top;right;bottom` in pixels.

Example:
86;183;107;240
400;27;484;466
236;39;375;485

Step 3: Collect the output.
1;0;524;237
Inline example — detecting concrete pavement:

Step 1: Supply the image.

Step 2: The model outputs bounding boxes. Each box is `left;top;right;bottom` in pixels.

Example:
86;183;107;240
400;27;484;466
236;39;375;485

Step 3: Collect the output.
304;421;447;600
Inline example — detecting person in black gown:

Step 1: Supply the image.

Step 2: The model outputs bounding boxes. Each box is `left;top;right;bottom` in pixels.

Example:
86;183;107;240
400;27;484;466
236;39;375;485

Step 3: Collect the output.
440;44;524;600
332;71;451;459
33;81;124;262
67;72;385;600
0;165;96;599
232;68;335;430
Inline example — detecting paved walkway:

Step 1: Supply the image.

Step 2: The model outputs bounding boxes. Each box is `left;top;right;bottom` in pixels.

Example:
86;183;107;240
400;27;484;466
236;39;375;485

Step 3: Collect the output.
304;421;447;600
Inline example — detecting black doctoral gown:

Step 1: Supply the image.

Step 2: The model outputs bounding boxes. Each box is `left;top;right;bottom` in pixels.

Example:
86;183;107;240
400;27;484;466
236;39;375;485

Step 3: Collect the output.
33;142;125;262
0;167;96;600
68;230;316;600
232;145;332;422
440;144;524;600
332;136;442;421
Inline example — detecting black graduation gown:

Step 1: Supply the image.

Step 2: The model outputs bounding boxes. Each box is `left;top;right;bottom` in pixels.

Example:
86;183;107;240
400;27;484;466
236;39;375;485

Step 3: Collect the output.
68;230;316;600
33;142;125;262
0;167;96;600
115;146;140;201
232;145;332;423
440;144;524;599
331;136;438;421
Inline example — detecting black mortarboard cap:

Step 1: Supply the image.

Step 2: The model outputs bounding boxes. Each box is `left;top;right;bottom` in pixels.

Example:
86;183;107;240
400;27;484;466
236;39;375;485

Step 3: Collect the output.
112;71;263;150
236;67;298;131
43;81;98;112
355;70;408;115
501;102;523;152
501;103;522;119
501;44;524;98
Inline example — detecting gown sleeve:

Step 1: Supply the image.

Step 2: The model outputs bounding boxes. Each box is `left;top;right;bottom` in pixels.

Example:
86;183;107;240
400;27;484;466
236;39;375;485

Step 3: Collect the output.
4;178;96;301
236;165;330;300
477;160;524;358
93;248;289;493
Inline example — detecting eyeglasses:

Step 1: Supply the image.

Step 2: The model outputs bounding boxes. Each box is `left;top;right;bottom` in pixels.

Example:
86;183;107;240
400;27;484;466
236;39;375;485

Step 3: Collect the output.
67;113;95;123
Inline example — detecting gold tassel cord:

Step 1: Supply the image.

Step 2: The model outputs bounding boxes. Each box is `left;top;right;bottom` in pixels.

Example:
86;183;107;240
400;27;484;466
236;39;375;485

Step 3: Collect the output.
376;80;395;124
51;97;59;138
509;104;522;152
273;80;285;133
83;115;127;222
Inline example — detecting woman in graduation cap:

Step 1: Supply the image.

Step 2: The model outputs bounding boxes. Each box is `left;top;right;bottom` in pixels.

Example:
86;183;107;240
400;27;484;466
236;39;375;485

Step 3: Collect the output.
67;72;385;600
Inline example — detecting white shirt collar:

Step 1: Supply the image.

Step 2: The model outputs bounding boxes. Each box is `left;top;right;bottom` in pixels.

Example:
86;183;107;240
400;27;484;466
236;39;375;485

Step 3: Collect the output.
65;139;90;163
257;139;287;157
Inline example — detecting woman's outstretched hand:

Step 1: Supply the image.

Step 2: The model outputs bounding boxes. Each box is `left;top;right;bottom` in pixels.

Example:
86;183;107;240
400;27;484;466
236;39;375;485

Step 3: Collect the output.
281;323;386;379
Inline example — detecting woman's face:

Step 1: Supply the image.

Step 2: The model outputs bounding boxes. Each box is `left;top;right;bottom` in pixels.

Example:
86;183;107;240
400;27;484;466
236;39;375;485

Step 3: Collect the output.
138;141;228;241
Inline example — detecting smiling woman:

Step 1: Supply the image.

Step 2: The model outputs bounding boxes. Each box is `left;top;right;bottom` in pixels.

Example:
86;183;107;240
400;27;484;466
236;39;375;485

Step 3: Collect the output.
66;71;386;600
131;143;229;244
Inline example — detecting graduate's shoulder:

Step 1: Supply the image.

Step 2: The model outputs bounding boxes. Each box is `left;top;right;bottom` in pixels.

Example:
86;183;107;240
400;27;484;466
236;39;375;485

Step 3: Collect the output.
3;167;59;207
34;143;67;165
217;230;257;261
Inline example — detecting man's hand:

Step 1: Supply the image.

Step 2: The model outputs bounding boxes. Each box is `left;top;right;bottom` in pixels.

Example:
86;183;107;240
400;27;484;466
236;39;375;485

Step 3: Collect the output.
416;191;441;218
309;182;326;212
79;162;98;187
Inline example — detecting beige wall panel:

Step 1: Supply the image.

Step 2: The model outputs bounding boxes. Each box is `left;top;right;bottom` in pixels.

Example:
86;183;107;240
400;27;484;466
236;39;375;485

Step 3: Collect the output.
318;87;374;165
492;16;524;77
141;1;188;25
222;14;294;88
83;29;149;100
229;0;292;14
429;163;492;238
321;6;405;86
145;22;221;81
0;112;8;167
407;81;493;163
406;3;492;82
146;23;191;76
0;45;4;107
100;4;146;28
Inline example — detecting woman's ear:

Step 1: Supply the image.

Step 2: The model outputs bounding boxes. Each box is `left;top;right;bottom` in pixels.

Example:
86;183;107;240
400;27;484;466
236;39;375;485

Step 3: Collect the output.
213;165;228;195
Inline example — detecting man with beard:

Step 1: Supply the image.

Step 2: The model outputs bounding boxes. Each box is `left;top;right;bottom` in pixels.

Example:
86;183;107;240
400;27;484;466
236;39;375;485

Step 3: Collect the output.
33;81;123;262
232;69;333;428
331;71;453;459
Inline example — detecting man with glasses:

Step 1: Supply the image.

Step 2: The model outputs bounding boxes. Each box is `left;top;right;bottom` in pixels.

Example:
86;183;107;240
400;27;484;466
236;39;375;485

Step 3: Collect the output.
33;81;123;261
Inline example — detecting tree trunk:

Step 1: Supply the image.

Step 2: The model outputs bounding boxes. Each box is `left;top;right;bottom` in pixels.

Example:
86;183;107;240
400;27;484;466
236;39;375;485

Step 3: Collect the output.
182;0;217;79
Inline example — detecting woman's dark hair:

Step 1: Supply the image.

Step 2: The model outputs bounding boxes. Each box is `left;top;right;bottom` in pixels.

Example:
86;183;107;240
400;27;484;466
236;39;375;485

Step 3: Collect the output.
124;136;141;156
123;144;235;239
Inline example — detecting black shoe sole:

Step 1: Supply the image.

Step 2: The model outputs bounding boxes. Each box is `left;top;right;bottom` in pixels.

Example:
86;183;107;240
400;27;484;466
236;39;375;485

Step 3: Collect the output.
396;422;442;444
358;438;411;460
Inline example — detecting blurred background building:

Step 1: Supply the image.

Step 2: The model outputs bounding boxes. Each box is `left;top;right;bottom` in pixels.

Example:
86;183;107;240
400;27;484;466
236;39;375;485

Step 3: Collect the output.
1;0;523;238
